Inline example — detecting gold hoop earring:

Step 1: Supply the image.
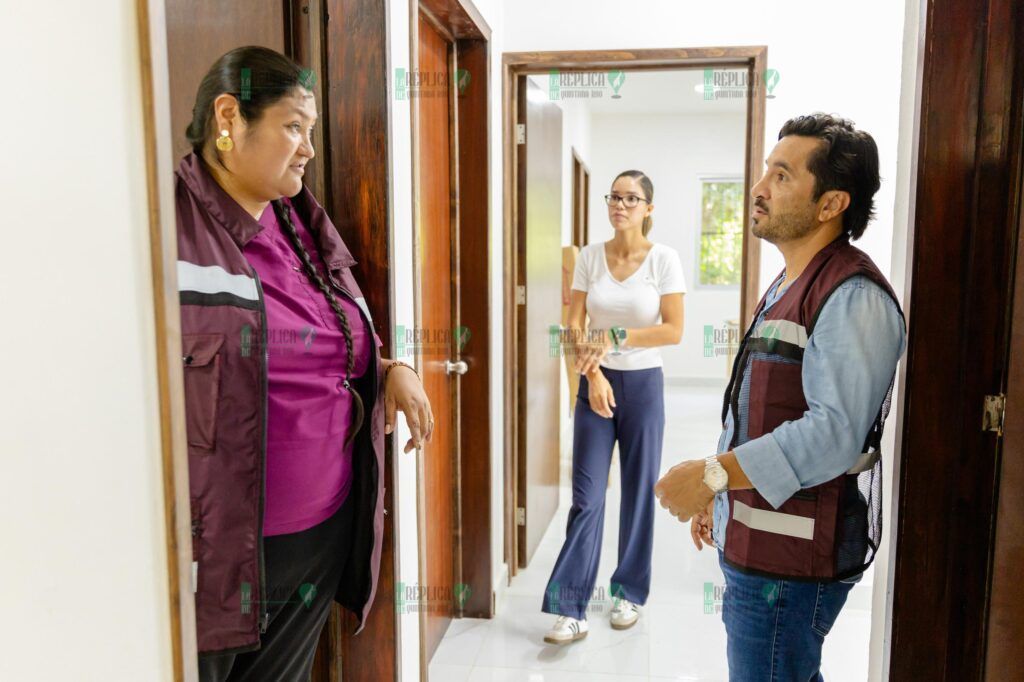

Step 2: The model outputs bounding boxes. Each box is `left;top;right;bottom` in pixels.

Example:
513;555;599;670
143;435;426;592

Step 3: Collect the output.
216;129;234;152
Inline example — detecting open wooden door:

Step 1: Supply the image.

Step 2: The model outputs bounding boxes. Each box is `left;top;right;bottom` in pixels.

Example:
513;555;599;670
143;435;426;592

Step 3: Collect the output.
984;5;1024;665
889;0;1024;677
412;0;494;666
415;10;458;662
986;153;1024;677
571;148;590;249
515;77;563;568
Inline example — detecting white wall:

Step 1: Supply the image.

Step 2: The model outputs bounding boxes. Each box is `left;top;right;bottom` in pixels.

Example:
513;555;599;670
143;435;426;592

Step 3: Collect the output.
587;112;746;382
0;1;173;680
503;0;907;287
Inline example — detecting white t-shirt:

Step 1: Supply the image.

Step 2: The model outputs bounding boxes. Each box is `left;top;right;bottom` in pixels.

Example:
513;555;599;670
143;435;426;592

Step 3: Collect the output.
571;241;686;370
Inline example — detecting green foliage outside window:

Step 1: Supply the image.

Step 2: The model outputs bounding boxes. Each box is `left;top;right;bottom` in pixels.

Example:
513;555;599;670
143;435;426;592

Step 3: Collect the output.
699;181;744;286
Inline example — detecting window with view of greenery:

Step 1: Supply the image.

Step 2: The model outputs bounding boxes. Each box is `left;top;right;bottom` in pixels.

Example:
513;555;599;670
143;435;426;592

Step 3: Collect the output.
699;180;744;286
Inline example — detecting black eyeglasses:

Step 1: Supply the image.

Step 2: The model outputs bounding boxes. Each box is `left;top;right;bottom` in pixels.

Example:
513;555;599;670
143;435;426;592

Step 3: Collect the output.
604;193;650;209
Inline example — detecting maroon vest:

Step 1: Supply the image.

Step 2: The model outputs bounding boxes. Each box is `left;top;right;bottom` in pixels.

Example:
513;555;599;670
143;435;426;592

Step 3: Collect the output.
722;233;904;581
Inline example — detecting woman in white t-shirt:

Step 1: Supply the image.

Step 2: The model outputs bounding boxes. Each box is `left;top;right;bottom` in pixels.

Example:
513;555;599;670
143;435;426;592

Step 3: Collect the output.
542;170;685;644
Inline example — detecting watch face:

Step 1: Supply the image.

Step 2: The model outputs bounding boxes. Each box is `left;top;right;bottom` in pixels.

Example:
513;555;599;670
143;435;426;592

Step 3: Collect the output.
705;467;728;491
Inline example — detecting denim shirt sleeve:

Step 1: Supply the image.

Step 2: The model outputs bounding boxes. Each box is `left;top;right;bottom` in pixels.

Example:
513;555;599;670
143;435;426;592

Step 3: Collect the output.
731;275;907;509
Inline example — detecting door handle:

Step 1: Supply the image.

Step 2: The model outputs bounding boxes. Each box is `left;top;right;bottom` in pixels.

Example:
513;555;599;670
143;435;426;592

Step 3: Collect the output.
445;359;468;375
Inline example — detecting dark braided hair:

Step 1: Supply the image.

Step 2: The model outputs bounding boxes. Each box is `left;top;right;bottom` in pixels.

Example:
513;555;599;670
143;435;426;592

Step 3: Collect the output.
271;199;364;447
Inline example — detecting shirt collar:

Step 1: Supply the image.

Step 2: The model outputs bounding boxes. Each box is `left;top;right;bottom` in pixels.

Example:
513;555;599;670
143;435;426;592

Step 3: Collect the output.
176;151;357;268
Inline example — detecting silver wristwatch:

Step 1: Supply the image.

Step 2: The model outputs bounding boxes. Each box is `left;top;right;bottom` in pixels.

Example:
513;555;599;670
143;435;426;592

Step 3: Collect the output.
703;455;729;494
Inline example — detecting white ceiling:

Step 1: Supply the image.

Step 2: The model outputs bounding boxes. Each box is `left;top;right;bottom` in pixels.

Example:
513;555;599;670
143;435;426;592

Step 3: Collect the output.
527;68;748;115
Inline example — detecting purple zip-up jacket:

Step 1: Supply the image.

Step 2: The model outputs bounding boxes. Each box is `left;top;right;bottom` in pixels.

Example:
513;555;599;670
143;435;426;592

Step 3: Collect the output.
175;152;385;655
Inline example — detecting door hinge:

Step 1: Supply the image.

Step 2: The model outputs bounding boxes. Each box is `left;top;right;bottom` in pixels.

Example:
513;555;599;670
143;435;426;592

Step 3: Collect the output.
983;393;1006;436
516;506;526;526
516;285;526;305
516;124;526;145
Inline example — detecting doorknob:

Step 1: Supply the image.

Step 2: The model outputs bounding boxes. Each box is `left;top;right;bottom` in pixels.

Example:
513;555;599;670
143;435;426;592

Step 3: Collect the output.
445;359;468;375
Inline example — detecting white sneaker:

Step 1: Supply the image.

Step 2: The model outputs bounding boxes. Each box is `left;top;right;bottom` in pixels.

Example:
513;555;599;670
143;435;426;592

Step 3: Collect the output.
543;615;589;645
610;598;639;630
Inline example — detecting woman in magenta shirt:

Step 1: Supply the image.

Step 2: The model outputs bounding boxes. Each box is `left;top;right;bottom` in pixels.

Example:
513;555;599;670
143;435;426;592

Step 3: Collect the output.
246;198;371;536
175;46;431;680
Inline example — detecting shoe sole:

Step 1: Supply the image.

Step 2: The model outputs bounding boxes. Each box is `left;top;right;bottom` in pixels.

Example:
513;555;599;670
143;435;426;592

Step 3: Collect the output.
610;618;638;630
543;630;588;645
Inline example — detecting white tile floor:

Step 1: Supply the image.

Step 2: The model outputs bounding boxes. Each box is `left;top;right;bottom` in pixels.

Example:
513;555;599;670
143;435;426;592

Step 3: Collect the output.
430;384;872;682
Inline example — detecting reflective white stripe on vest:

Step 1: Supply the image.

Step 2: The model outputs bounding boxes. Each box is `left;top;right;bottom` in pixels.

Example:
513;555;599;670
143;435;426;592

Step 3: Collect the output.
753;318;808;348
846;449;881;474
733;500;815;540
177;261;259;301
354;296;374;325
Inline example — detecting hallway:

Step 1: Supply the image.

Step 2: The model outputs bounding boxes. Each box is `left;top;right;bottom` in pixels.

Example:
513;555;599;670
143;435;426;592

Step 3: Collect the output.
8;0;1024;678
431;385;873;681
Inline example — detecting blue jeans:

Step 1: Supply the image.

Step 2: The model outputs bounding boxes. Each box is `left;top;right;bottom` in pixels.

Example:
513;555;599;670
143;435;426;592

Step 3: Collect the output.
717;550;860;681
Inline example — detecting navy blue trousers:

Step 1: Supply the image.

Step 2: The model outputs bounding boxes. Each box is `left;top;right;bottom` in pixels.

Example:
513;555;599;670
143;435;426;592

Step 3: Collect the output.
542;366;665;620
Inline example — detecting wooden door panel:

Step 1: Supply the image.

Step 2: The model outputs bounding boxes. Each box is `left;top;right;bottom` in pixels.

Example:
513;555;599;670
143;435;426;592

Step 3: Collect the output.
985;2;1024;666
165;1;286;162
417;12;455;662
518;78;562;567
891;0;1024;678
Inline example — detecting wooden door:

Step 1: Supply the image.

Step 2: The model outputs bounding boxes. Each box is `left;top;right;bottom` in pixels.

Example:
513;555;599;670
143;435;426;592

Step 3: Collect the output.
889;0;1024;677
984;17;1024;666
986;162;1024;677
571;149;590;249
416;11;457;662
516;77;562;567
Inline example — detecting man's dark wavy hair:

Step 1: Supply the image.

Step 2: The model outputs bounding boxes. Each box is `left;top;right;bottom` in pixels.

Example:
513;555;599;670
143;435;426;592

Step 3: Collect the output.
778;113;880;240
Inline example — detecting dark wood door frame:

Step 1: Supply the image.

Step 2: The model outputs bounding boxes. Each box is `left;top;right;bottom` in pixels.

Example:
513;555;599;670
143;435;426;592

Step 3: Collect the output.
501;47;766;579
409;0;493;675
889;0;1024;678
136;0;196;677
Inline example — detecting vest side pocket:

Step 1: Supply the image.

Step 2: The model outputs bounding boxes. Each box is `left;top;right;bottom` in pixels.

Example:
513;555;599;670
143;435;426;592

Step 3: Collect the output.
182;333;225;451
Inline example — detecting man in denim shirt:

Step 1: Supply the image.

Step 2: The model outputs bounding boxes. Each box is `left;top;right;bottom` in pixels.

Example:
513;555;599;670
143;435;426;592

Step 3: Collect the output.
655;113;906;680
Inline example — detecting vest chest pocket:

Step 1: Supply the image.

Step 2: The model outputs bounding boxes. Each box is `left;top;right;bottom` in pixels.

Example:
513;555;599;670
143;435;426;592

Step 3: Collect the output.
182;333;225;451
748;358;808;438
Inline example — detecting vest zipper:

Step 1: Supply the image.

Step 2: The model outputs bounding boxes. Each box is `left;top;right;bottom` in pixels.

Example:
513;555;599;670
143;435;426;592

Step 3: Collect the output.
723;274;787;448
252;270;270;635
725;320;759;448
327;271;380;609
191;518;202;593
